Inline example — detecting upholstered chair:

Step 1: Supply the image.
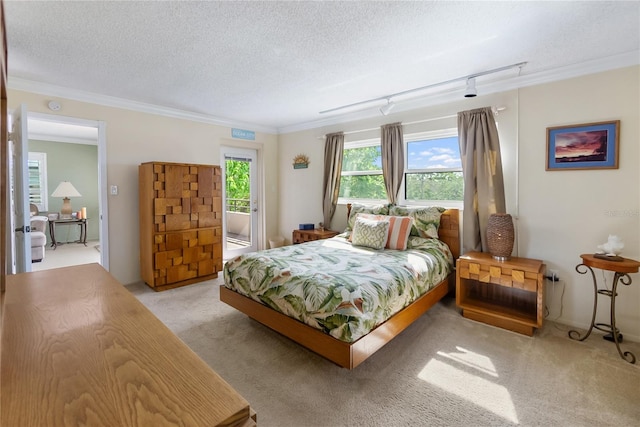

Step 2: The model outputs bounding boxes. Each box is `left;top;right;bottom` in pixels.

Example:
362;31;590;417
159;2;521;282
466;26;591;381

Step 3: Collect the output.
30;207;49;262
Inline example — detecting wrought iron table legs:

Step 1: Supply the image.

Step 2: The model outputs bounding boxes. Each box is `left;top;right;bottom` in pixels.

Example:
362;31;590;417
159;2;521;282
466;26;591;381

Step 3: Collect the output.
568;263;636;364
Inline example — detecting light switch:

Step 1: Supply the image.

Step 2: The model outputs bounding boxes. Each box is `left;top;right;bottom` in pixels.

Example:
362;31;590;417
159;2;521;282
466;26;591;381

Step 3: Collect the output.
110;185;118;195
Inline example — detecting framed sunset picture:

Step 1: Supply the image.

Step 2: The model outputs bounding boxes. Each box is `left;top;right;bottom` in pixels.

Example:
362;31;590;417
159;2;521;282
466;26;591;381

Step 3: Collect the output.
546;121;620;170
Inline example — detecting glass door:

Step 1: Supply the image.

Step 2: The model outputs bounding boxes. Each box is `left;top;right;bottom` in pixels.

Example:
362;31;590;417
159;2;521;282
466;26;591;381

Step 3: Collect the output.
221;147;258;258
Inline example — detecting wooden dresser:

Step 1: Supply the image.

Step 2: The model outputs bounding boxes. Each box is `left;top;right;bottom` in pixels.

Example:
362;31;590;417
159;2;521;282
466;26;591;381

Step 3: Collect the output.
139;162;223;291
1;264;256;427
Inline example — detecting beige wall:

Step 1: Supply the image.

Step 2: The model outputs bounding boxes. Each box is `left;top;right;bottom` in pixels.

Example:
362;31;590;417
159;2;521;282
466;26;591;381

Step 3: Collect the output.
278;90;519;241
8;90;279;285
278;66;640;340
518;66;639;339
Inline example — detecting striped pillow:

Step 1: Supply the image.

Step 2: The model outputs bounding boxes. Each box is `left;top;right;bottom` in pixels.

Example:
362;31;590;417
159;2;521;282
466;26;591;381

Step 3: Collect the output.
352;213;413;250
385;215;413;250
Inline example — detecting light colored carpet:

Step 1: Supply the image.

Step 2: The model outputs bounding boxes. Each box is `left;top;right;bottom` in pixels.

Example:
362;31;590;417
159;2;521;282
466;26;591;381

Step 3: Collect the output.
31;239;101;271
127;277;640;427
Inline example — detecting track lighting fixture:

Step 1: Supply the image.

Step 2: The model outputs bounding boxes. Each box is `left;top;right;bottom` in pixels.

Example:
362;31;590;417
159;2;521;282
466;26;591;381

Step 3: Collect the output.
464;78;477;98
379;99;395;115
319;61;527;115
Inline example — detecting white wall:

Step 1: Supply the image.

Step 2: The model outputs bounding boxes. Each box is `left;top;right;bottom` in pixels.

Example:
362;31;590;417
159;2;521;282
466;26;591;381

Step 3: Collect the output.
278;66;640;340
8;89;279;285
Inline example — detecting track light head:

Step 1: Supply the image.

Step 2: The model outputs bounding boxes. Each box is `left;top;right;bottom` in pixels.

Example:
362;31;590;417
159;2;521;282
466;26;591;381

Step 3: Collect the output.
464;78;477;98
380;99;395;115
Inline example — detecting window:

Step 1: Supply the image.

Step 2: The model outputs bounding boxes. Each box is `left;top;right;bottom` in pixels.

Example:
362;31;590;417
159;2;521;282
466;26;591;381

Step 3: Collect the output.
339;128;463;206
404;130;463;204
338;140;386;201
28;152;48;212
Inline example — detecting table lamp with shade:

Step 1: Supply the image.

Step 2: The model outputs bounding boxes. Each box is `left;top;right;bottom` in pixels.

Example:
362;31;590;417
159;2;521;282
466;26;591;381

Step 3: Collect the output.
51;181;81;219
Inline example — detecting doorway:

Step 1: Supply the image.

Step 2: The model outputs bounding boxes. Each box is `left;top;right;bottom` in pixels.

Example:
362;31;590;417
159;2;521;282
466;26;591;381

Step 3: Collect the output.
26;112;109;272
221;146;259;259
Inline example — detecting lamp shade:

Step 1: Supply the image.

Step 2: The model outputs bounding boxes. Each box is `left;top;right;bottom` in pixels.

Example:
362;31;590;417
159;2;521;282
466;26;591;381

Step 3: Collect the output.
51;181;81;217
51;181;81;198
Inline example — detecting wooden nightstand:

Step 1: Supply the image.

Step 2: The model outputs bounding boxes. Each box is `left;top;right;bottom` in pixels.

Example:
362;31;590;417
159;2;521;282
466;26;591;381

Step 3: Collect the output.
292;229;339;244
456;252;546;336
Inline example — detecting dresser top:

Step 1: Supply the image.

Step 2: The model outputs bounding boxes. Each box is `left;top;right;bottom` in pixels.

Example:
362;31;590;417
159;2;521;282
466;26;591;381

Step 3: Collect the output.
2;264;251;426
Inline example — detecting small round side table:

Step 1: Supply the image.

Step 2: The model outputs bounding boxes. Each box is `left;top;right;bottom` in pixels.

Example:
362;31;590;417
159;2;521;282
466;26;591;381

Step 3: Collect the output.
569;254;640;364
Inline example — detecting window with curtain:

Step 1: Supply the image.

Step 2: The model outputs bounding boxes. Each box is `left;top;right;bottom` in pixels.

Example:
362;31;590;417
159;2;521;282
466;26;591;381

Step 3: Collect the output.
28;152;48;212
338;128;462;206
403;129;463;205
338;139;386;201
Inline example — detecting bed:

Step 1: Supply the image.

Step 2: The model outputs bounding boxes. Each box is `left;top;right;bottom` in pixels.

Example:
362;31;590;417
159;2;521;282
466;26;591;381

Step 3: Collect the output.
220;206;460;369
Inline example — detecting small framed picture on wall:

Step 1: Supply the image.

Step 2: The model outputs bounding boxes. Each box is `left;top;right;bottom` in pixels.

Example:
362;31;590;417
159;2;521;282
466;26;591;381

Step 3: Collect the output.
546;120;620;171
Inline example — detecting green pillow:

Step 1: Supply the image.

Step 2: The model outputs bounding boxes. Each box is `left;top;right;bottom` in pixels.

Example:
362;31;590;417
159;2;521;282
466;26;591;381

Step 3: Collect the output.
351;217;389;250
388;205;445;239
346;203;390;231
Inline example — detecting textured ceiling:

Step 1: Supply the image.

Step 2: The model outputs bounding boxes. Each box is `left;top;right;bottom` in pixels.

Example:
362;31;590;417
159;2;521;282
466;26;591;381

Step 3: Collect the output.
4;1;640;133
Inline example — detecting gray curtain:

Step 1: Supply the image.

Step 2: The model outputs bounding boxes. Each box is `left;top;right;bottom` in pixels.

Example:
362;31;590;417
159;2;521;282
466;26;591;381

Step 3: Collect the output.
322;132;344;228
458;107;506;254
381;122;404;204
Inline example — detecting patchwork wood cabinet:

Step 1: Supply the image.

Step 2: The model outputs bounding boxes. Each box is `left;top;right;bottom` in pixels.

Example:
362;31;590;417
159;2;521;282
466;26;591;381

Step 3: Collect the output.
456;252;545;336
139;162;223;291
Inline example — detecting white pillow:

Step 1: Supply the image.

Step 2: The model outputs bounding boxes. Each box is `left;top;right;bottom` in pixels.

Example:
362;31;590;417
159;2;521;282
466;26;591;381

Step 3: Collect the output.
351;217;389;250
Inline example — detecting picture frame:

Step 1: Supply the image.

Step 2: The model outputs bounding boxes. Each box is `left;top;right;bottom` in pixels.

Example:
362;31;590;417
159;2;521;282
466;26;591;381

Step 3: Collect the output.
546;120;620;170
293;154;309;169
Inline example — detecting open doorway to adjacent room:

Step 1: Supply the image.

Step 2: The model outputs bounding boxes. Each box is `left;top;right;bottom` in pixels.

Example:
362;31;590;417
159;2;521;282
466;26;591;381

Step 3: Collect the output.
26;112;109;272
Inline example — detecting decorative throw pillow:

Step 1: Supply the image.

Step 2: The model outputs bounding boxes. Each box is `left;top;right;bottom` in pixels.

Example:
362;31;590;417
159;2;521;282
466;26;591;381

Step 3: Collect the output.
351;213;413;250
351;217;389;250
346;203;390;231
384;215;413;250
389;205;445;239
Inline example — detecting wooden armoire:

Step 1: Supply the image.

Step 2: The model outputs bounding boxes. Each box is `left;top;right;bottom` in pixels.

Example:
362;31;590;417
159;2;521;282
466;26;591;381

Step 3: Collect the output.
139;162;223;291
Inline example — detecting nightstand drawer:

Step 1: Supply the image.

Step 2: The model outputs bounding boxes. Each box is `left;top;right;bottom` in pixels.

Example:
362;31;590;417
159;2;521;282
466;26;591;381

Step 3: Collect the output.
458;259;539;291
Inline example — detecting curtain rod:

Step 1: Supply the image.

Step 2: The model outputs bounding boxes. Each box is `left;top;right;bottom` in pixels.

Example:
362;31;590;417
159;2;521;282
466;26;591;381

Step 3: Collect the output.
318;106;506;139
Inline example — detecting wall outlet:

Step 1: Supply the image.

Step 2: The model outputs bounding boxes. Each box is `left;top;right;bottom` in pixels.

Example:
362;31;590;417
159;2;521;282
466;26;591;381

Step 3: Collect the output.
546;269;560;282
110;185;118;196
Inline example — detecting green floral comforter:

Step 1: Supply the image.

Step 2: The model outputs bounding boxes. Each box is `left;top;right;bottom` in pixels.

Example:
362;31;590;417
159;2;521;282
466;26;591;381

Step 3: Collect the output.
223;235;453;343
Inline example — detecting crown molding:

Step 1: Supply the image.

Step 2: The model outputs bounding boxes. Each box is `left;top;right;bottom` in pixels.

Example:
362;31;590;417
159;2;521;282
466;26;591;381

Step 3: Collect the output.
7;77;278;135
277;50;639;134
9;50;638;136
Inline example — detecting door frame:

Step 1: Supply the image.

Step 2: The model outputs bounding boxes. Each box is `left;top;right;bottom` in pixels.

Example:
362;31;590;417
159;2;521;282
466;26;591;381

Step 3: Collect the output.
27;112;109;270
8;104;30;272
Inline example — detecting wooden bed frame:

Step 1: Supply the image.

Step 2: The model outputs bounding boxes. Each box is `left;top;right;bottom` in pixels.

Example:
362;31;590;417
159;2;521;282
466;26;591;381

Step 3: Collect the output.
220;208;460;369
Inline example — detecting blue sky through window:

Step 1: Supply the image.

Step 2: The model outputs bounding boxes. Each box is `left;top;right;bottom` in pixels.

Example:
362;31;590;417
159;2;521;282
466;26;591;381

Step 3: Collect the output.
408;136;460;169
